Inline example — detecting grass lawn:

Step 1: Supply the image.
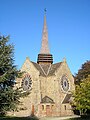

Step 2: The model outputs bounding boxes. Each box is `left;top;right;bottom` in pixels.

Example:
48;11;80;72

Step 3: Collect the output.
0;116;39;120
69;118;90;120
69;116;90;120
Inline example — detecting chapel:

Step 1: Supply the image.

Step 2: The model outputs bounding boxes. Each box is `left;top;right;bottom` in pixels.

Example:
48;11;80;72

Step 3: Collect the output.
14;13;75;117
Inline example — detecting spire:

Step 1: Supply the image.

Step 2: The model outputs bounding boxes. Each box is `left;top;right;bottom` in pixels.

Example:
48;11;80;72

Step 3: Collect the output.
40;10;50;54
37;10;53;64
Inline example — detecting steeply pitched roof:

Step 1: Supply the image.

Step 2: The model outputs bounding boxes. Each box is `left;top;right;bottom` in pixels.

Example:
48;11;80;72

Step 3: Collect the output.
48;62;62;76
31;61;62;76
31;61;45;76
41;96;55;103
62;94;72;104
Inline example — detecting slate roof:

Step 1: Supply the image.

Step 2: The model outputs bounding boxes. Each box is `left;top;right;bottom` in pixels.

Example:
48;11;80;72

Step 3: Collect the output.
48;62;62;76
62;94;72;104
41;96;55;103
31;62;45;76
31;61;62;76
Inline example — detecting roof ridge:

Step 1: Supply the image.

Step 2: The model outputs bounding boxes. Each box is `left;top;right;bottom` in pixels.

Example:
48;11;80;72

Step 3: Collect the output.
53;62;62;65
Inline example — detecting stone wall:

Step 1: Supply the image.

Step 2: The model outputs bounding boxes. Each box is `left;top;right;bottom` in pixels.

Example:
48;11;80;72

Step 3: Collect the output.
8;58;75;117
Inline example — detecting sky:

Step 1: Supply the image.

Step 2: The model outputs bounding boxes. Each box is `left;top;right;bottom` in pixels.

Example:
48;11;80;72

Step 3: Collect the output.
0;0;90;75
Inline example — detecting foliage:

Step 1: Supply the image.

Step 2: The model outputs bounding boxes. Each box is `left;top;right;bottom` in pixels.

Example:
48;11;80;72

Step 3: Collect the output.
72;76;90;115
75;60;90;84
0;36;23;116
0;87;21;115
0;36;23;87
72;60;90;115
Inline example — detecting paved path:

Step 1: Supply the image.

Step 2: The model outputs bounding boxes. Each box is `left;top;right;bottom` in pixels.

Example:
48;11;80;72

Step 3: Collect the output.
39;115;80;120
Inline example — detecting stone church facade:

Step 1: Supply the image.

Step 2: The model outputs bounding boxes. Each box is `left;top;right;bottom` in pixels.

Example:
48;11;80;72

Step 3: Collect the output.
13;14;75;117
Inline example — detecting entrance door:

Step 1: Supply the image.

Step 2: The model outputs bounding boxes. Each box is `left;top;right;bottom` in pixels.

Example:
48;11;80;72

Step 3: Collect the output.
46;105;51;116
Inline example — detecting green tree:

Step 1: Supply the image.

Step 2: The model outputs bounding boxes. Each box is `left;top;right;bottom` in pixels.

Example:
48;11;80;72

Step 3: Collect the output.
75;60;90;84
0;36;22;115
72;76;90;115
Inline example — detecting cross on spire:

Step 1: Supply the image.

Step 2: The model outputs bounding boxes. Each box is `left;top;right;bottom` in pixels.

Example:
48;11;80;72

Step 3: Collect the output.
44;8;47;14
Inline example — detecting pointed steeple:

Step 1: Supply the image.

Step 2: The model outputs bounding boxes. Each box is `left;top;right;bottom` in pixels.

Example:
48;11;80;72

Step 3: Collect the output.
40;13;50;54
37;10;53;64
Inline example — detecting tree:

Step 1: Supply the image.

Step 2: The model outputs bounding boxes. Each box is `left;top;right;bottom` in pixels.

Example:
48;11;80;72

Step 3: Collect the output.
0;36;22;115
72;76;90;115
75;60;90;84
72;61;90;115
